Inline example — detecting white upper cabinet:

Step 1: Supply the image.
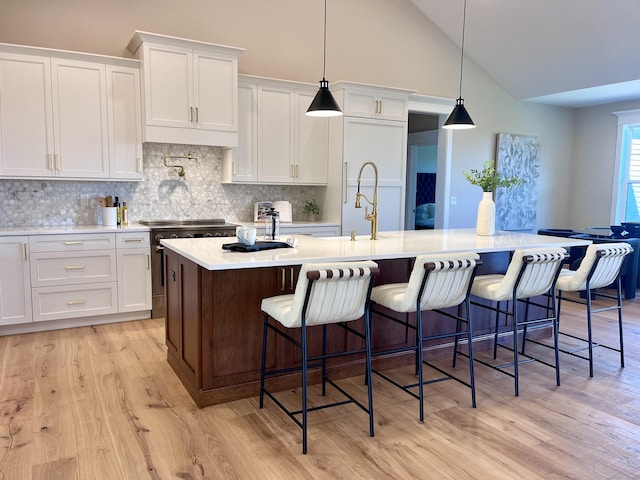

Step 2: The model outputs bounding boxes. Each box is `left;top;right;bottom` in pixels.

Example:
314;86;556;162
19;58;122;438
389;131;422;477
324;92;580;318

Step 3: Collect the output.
222;75;328;185
127;31;244;147
51;58;109;178
335;83;410;122
258;84;295;183
107;65;143;179
0;44;142;180
0;52;55;177
295;90;329;184
222;82;258;182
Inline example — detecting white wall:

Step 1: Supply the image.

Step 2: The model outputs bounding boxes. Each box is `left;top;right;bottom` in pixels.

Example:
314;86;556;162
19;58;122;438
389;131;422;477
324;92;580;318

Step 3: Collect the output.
0;0;583;230
571;99;640;229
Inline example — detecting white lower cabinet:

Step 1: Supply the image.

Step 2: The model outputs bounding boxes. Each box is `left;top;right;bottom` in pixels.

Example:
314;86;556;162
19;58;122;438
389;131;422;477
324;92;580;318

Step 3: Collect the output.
0;236;32;325
29;233;118;322
116;231;151;312
0;231;152;330
32;283;118;322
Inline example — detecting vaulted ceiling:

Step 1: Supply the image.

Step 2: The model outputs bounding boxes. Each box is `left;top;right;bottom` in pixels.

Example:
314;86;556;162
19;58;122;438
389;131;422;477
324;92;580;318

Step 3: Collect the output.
410;0;640;107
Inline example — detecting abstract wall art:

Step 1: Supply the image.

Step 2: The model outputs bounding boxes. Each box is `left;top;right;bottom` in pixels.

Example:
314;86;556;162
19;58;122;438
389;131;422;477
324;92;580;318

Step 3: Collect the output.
495;133;541;230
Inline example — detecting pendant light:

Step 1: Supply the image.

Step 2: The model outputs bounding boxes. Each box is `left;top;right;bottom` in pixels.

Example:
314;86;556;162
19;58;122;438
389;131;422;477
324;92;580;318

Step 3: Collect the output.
306;0;342;117
443;0;475;129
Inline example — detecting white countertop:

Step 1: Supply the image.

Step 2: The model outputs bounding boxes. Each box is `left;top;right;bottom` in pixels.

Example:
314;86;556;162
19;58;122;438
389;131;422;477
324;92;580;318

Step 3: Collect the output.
160;229;591;271
0;223;149;236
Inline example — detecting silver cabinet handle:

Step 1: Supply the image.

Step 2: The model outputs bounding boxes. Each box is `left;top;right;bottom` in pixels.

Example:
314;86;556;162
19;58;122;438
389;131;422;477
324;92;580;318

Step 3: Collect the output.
123;238;143;243
23;243;27;261
195;107;199;123
65;265;86;270
67;300;87;306
137;157;142;173
189;106;193;122
64;241;84;245
48;154;54;170
55;153;61;170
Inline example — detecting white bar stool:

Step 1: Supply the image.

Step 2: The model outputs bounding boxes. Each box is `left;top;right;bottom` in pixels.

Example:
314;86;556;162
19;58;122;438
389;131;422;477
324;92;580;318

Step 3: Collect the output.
370;252;481;422
470;247;568;396
544;243;633;377
259;261;379;454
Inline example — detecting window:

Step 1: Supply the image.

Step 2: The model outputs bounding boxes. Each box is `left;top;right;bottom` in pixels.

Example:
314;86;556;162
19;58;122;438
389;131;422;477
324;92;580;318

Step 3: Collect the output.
612;110;640;224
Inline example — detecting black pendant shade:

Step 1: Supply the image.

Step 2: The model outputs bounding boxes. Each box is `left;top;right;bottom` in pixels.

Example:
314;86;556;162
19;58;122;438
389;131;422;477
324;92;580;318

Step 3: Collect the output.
307;79;342;117
443;98;475;129
443;0;475;130
306;0;342;117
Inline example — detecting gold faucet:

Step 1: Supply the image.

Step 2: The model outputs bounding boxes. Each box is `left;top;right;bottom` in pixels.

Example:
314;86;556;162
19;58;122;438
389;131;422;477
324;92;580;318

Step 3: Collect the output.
163;151;197;178
355;161;379;240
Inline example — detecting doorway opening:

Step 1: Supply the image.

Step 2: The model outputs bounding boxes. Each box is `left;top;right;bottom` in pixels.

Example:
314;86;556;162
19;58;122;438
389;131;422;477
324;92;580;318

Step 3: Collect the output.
406;113;440;230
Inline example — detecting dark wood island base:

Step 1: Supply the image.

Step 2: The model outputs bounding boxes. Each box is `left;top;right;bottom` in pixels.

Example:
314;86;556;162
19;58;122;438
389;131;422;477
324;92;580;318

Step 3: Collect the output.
164;248;550;408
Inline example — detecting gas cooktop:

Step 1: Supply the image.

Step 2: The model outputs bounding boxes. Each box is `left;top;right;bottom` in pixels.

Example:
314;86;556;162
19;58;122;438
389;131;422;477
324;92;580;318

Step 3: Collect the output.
139;219;237;229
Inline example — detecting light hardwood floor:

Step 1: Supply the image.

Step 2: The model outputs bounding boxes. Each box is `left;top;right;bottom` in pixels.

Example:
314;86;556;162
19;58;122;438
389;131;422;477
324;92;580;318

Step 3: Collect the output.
1;293;639;479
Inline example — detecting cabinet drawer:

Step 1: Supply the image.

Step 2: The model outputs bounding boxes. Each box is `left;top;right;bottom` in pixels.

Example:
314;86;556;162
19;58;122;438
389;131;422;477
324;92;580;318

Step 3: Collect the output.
29;233;116;252
31;282;117;322
30;251;117;287
116;231;150;248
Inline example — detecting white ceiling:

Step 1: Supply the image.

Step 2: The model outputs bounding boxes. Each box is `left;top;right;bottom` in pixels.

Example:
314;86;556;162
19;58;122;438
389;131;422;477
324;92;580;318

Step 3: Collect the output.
410;0;640;108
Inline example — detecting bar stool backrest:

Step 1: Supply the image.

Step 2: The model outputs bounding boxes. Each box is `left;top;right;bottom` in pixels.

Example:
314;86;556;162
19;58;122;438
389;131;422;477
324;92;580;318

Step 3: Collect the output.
498;247;568;300
562;243;633;291
283;261;378;328
404;252;480;311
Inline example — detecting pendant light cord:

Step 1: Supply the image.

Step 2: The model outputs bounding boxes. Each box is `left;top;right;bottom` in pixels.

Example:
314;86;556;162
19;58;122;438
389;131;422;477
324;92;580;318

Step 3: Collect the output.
322;0;328;80
458;0;467;98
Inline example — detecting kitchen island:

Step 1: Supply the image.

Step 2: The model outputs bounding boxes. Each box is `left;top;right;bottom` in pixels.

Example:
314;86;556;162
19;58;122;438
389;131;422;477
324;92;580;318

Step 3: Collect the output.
160;229;590;407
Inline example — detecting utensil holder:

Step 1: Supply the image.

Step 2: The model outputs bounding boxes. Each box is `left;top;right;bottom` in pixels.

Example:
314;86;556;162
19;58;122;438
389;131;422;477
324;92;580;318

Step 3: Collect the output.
102;207;117;226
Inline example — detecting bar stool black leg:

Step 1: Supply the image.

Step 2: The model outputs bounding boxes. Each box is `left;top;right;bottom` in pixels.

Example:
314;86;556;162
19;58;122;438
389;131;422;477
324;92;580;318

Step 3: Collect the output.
322;324;328;396
416;309;425;423
512;292;520;397
259;314;268;409
552;288;561;387
465;297;477;408
364;309;375;437
616;280;625;369
493;301;501;359
453;304;462;368
586;285;594;378
301;322;308;454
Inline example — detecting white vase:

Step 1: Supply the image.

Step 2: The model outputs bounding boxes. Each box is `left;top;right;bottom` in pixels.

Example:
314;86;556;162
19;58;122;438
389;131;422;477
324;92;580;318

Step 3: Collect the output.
476;191;495;236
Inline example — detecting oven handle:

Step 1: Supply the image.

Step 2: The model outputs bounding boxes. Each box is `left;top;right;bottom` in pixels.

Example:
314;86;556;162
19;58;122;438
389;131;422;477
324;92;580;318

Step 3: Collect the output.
156;245;165;288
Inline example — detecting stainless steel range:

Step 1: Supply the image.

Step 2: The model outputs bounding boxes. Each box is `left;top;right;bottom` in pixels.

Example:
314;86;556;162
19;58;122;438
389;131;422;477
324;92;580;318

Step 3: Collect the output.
140;219;238;319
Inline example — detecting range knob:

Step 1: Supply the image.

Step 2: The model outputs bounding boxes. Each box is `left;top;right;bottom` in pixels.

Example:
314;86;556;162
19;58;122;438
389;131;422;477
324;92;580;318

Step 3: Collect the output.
155;234;164;242
205;233;214;238
185;234;194;238
170;234;179;239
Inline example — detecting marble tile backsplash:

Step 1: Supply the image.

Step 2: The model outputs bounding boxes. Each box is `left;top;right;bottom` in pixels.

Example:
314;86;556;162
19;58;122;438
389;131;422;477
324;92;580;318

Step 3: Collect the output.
0;143;323;226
